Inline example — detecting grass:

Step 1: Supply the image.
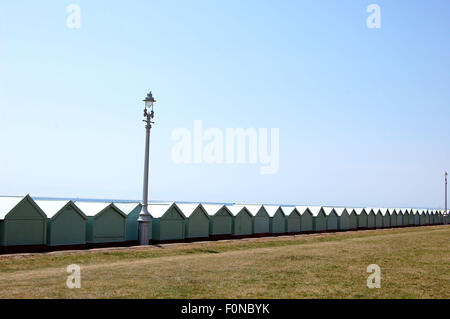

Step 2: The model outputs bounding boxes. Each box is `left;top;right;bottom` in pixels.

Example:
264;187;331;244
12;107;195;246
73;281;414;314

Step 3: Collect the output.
0;226;449;298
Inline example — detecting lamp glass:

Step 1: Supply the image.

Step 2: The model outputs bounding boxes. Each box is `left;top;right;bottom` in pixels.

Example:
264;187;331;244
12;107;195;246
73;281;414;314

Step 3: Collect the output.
145;101;154;109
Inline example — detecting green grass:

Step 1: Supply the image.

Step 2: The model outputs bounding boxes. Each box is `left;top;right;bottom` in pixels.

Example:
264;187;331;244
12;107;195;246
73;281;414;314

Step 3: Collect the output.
0;226;449;298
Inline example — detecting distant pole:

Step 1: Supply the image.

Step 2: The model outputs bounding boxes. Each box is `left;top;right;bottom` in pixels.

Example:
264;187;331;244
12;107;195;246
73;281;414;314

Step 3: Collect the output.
445;172;448;224
138;92;156;245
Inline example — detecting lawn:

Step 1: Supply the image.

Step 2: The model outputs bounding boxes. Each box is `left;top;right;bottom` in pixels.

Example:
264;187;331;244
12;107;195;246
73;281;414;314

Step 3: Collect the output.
0;226;449;298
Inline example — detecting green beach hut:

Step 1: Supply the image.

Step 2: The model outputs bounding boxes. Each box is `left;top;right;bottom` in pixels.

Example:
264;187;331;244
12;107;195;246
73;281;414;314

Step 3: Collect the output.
234;204;270;237
309;206;326;232
380;208;390;228
323;207;339;232
149;203;185;243
282;206;301;234
227;205;253;238
203;204;233;240
114;202;142;245
366;208;376;229
35;199;87;250
355;208;368;229
265;205;286;235
374;208;383;229
395;208;404;227
0;195;47;253
177;203;210;242
295;206;314;233
346;208;358;230
388;208;398;227
425;210;431;225
334;208;350;231
75;201;126;247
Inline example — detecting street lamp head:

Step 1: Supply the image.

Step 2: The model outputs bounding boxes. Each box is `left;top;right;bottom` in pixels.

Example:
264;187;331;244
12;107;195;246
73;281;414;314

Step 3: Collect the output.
143;91;156;109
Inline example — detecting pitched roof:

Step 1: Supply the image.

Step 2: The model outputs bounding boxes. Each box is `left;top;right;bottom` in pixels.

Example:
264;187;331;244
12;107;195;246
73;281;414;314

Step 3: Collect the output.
114;202;141;215
0;196;25;219
147;202;184;218
264;205;283;217
35;199;86;219
74;201;125;218
281;206;297;216
232;204;265;217
345;208;356;214
226;205;251;217
202;204;231;216
176;203;208;218
334;207;348;216
295;206;312;215
354;208;367;215
322;207;337;216
307;206;323;217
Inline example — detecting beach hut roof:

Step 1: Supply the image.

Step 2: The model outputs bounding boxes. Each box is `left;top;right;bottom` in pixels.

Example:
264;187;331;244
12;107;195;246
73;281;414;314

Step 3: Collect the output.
346;208;356;214
0;195;46;220
176;203;207;218
0;196;25;219
227;205;251;217
113;202;141;215
74;201;126;218
322;207;336;216
281;206;297;216
232;204;264;217
307;206;323;217
264;205;283;217
378;208;389;216
387;208;397;215
202;204;232;216
295;206;312;215
334;207;349;216
147;202;184;218
354;208;367;215
35;199;86;219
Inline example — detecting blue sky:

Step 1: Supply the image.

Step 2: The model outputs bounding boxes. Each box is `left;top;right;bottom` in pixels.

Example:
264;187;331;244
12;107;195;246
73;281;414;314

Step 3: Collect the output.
0;0;449;208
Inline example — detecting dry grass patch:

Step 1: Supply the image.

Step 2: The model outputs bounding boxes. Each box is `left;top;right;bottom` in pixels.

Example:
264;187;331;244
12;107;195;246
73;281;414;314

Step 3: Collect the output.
0;226;449;298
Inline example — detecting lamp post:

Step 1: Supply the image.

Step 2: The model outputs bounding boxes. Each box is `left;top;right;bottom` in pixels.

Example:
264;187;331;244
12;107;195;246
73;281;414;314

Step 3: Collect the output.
445;171;448;224
138;91;156;245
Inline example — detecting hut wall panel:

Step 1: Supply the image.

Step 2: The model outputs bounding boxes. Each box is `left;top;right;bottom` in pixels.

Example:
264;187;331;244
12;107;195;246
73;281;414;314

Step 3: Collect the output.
348;214;358;229
233;213;252;236
270;213;285;234
358;214;368;228
253;216;269;234
390;215;397;227
93;209;126;243
314;216;326;232
287;214;301;233
375;215;383;228
396;215;403;226
48;207;86;246
326;215;339;231
367;214;376;228
300;214;313;232
186;210;209;239
340;215;350;230
210;211;232;235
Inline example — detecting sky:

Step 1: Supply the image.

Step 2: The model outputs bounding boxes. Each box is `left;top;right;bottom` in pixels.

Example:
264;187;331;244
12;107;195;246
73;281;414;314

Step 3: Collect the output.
0;0;449;208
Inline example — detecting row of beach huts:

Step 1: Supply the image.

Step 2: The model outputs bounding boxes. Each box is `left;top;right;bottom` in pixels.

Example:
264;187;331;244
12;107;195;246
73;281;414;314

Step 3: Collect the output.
0;195;448;254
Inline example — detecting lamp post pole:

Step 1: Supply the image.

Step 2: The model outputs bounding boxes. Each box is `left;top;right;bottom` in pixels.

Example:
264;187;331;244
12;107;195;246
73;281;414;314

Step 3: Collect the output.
138;92;156;245
445;171;448;224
